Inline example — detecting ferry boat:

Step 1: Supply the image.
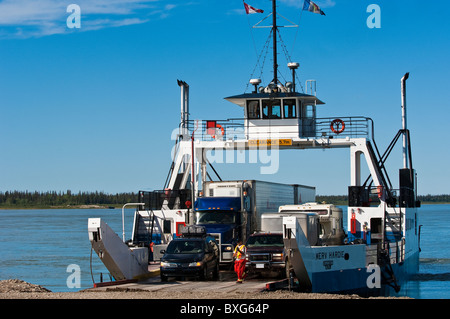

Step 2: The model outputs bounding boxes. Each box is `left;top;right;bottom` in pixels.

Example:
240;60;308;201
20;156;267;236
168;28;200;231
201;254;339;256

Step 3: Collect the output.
88;0;420;296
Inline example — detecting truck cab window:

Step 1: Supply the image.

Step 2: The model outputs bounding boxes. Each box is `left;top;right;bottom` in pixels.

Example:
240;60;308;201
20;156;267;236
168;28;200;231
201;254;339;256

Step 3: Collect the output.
262;99;281;119
247;100;260;119
196;212;237;224
283;99;297;118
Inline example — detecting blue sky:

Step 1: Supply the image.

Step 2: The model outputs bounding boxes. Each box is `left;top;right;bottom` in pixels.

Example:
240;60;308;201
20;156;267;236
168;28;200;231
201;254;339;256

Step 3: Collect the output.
1;0;449;195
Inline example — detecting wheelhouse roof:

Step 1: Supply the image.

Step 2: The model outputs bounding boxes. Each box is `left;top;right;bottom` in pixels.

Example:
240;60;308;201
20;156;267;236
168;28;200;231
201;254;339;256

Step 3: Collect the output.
224;92;325;107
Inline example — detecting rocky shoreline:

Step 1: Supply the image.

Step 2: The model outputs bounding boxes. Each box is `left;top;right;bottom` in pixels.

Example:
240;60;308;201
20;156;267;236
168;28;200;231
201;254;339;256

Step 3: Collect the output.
0;279;406;299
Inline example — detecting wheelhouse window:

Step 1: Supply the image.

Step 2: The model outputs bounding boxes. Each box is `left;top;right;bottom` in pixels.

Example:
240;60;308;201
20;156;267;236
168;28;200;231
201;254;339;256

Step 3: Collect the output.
262;99;281;119
247;100;260;119
304;104;315;118
283;99;297;118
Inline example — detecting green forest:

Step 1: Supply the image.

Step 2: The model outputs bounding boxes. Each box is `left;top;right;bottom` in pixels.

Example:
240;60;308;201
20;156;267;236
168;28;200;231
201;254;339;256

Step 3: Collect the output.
315;194;450;205
0;190;449;209
0;190;137;209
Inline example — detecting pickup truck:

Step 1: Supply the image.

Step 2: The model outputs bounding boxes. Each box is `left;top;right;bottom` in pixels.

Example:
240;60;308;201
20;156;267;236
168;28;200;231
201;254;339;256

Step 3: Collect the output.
245;232;286;278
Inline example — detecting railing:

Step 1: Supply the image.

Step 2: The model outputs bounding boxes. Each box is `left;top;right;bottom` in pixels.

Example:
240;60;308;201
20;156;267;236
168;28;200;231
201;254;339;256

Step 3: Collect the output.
180;116;372;141
183;119;246;141
138;189;192;210
348;185;418;209
315;117;371;139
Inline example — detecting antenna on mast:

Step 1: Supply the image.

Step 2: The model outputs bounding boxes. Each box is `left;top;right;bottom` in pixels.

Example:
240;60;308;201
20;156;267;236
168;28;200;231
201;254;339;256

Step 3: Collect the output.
247;0;299;93
272;0;278;86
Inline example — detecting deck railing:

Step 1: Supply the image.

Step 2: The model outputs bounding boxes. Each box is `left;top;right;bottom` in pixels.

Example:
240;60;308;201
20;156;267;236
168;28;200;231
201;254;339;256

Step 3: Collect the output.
315;117;371;139
138;189;192;210
181;116;372;141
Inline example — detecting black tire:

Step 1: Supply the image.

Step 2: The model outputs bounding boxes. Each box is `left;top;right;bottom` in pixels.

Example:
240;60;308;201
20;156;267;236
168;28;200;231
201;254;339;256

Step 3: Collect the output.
213;262;220;280
199;266;208;281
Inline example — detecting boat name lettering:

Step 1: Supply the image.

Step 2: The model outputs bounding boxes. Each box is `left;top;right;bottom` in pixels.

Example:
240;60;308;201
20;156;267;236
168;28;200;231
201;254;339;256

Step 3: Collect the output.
316;251;346;260
248;139;292;146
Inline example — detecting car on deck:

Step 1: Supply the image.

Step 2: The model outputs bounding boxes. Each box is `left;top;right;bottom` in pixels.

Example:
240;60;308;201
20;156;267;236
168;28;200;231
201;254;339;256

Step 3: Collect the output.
160;226;219;281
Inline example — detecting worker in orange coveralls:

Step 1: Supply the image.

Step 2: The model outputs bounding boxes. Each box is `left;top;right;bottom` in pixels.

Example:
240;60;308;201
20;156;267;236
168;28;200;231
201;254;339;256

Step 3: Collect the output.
233;240;247;283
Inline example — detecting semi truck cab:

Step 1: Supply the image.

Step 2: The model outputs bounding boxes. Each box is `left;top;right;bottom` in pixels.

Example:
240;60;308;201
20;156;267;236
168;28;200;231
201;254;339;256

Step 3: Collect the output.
194;196;247;263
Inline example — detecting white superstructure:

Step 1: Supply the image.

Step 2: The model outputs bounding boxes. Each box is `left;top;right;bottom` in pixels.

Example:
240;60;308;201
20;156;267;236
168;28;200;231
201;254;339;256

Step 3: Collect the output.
87;0;420;296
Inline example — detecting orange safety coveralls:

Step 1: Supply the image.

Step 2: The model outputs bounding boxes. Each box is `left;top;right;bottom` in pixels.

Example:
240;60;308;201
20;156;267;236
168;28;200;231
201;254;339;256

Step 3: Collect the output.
233;244;246;282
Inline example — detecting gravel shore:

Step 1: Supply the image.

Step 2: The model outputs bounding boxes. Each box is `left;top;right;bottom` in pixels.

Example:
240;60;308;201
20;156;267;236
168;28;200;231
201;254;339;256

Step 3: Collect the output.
0;279;405;299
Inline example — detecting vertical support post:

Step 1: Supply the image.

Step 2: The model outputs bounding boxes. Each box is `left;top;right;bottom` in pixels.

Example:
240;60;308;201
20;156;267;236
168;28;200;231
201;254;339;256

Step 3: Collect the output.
401;72;409;169
191;121;199;207
191;134;195;208
178;80;190;140
121;203;145;242
350;147;361;187
201;149;207;193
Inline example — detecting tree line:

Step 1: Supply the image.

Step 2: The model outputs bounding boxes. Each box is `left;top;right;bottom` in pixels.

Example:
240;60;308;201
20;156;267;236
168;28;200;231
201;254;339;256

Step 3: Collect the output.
1;191;449;209
316;194;450;205
0;190;138;208
416;194;450;203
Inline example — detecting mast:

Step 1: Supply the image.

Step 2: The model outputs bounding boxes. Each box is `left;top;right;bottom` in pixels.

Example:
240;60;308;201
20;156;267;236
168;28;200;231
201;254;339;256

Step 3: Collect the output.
272;0;278;85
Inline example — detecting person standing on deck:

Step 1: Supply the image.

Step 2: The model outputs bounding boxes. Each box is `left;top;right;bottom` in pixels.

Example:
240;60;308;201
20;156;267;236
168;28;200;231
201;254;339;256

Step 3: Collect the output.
233;240;246;283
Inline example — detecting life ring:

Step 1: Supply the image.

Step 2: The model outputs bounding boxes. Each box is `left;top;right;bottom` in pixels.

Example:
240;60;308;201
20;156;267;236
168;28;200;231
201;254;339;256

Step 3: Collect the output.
330;119;345;134
212;124;224;139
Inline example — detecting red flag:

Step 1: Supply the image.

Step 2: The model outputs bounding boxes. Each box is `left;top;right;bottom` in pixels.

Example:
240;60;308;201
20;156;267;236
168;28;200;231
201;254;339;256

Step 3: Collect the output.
244;2;264;14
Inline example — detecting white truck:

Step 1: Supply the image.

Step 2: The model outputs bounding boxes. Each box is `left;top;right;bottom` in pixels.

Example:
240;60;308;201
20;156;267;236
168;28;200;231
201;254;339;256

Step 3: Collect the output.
193;180;315;263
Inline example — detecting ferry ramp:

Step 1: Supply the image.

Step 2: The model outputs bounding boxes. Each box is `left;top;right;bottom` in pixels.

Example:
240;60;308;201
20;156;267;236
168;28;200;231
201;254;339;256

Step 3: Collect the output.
88;267;287;294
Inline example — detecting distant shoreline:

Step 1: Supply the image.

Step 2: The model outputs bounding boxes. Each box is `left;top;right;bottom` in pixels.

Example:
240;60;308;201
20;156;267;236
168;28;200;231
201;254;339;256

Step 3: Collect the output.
1;202;448;210
2;192;449;209
0;204;121;210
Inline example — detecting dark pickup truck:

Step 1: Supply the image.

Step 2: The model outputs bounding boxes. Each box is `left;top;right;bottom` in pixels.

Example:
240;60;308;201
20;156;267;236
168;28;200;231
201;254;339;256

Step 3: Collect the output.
245;232;286;278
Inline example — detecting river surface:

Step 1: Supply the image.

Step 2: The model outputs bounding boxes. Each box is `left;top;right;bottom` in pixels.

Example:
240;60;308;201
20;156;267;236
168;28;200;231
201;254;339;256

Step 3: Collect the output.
0;205;448;298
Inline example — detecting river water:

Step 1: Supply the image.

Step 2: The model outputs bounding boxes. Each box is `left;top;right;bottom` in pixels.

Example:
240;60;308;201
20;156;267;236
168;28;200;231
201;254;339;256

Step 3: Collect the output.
0;205;448;298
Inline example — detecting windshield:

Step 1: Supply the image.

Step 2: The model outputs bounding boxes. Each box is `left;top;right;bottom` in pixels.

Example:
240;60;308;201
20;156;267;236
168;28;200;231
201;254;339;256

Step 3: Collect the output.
246;235;284;247
195;211;237;224
166;240;205;254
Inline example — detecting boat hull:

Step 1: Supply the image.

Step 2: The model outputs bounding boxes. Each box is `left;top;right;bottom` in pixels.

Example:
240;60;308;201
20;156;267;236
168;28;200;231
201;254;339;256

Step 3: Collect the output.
283;211;420;297
308;250;419;296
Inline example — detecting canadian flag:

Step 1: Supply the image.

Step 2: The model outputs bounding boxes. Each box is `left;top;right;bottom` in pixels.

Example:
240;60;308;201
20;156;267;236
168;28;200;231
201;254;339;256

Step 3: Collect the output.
244;2;264;14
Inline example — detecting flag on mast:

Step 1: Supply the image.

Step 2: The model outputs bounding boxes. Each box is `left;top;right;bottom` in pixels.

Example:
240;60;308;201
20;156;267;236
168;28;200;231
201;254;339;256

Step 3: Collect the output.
303;0;325;16
243;2;264;14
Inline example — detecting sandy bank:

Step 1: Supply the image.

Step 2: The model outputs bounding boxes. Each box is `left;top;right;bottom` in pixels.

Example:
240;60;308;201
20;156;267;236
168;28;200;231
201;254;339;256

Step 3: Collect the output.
0;279;406;300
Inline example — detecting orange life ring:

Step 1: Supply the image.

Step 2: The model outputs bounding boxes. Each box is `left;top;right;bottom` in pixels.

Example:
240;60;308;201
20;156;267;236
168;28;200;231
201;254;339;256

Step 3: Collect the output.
212;124;224;139
330;119;345;134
